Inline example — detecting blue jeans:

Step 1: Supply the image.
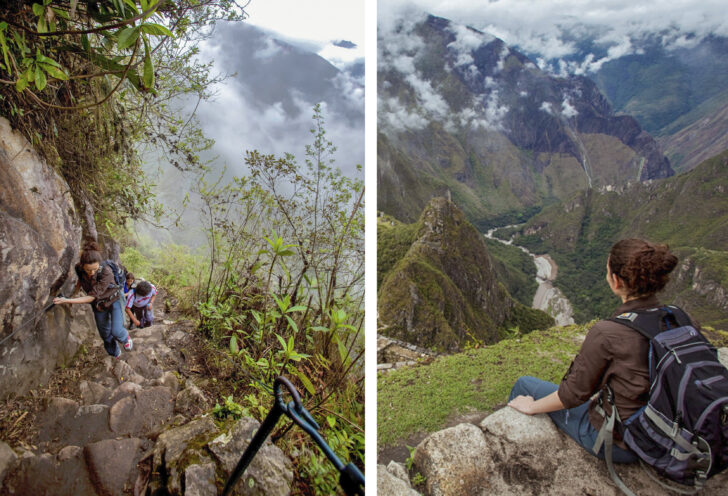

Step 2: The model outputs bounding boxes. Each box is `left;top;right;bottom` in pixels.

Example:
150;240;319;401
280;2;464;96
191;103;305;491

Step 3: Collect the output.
509;376;637;463
93;299;130;357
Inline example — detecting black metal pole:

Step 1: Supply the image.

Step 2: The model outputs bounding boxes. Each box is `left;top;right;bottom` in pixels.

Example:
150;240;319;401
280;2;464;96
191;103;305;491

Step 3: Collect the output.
220;395;285;496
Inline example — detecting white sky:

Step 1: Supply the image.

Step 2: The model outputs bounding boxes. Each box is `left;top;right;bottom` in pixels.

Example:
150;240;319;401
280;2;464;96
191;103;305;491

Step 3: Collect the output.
245;0;365;65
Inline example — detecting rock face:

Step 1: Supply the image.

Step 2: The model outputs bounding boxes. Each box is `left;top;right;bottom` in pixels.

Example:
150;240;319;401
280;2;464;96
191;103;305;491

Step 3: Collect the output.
377;461;421;496
378;14;673;226
377;334;437;372
2;309;295;495
378;197;553;352
0;116;96;398
405;348;728;495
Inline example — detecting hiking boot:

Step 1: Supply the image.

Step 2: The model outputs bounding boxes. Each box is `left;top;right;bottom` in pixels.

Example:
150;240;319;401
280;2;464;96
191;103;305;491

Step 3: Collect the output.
124;338;133;351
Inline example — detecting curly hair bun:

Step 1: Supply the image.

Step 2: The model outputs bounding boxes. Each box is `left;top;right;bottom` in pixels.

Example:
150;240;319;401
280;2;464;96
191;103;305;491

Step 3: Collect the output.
80;239;103;265
609;239;678;296
82;240;100;252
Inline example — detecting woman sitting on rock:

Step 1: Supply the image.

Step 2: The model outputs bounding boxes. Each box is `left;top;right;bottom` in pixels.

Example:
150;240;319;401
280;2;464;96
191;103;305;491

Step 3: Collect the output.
508;238;688;463
53;240;132;358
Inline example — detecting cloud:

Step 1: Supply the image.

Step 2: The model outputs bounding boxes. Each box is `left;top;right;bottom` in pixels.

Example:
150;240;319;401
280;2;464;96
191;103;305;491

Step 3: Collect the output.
379;97;429;131
483;91;509;128
334;40;357;49
446;23;495;68
383;0;728;75
254;37;283;59
561;97;578;118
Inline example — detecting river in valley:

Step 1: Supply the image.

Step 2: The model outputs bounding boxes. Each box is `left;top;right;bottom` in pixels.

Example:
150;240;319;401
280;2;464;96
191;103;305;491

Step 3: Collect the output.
485;227;575;326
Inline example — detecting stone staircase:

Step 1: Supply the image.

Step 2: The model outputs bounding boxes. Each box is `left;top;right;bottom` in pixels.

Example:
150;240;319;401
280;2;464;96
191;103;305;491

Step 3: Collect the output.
0;298;294;495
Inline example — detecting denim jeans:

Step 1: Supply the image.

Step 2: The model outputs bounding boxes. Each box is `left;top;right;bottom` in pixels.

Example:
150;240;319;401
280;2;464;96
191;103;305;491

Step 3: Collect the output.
93;298;130;357
509;376;637;463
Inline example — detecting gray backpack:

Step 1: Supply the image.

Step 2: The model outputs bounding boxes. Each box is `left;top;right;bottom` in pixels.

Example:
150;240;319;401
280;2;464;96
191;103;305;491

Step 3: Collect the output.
593;306;728;495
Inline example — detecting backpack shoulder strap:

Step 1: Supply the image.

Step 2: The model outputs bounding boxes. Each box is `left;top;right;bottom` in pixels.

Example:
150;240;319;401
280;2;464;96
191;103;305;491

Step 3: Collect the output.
609;306;692;340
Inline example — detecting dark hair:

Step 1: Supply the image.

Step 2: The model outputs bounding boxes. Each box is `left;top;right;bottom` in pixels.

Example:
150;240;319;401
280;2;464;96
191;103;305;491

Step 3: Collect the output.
80;240;103;265
126;272;135;281
608;238;678;297
135;280;152;297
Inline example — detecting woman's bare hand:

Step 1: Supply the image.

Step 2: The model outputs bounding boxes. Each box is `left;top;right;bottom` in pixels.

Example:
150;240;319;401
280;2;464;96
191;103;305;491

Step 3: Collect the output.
508;395;536;415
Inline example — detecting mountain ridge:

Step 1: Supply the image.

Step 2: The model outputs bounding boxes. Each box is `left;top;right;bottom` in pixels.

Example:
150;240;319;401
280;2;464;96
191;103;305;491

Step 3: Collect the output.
378;14;673;227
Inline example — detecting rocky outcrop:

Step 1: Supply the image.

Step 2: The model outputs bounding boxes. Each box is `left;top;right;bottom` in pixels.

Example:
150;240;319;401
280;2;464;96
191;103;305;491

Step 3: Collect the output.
1;304;295;495
377;334;438;372
668;255;728;326
387;348;728;496
378;197;553;352
377;461;420;496
0;116;96;398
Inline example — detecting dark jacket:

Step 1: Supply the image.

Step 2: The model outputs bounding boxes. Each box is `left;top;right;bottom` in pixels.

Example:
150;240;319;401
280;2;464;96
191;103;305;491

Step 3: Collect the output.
74;264;118;302
557;295;699;447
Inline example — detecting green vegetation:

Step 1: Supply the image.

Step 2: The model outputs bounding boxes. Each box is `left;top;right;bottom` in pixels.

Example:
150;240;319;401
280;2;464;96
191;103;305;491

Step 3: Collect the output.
119;107;365;494
377;198;553;351
191;106;364;493
378;320;728;451
377;213;418;288
0;1;237;228
213;395;244;420
512;151;728;326
483;238;538;306
377;323;586;447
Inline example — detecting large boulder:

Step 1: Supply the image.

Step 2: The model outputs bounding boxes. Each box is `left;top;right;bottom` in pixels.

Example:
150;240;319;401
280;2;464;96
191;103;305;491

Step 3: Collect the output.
209;417;294;496
0;441;18;491
151;417;219;495
413;423;492;496
2;445;96;496
0;116;95;398
84;438;145;496
377;462;421;496
412;406;728;495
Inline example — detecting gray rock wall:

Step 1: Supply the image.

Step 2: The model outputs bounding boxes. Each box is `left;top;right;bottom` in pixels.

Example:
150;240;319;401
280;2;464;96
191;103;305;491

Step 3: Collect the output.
0;117;94;398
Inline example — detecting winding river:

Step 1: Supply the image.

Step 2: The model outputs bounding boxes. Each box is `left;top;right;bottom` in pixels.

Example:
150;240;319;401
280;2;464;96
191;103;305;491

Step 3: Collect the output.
485;227;576;326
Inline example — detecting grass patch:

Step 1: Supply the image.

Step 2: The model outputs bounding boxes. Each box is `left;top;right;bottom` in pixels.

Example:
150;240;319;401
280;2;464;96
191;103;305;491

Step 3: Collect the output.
377;324;587;447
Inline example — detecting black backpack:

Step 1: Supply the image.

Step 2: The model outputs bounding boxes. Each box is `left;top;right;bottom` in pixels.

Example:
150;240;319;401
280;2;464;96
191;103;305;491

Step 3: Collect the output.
93;260;125;310
593;306;728;495
99;259;124;287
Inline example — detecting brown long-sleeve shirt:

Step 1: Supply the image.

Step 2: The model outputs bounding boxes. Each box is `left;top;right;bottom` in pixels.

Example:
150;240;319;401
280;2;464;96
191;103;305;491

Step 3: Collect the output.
557;295;699;445
74;264;118;301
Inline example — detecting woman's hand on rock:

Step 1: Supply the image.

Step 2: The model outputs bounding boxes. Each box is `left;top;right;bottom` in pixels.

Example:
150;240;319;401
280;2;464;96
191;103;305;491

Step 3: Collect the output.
508;395;536;415
53;297;66;305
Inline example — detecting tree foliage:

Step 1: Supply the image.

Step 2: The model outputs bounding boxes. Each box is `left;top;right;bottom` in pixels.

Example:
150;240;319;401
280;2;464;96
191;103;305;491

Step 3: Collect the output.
0;0;247;229
195;106;365;491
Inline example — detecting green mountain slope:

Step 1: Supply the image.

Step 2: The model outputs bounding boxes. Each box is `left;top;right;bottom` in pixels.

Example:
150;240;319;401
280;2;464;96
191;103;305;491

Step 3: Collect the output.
509;150;728;325
378;197;553;352
657;88;728;173
593;36;728;135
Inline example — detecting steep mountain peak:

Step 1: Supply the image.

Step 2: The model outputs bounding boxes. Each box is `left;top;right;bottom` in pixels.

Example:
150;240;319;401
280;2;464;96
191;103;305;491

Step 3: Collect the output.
378;196;553;352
